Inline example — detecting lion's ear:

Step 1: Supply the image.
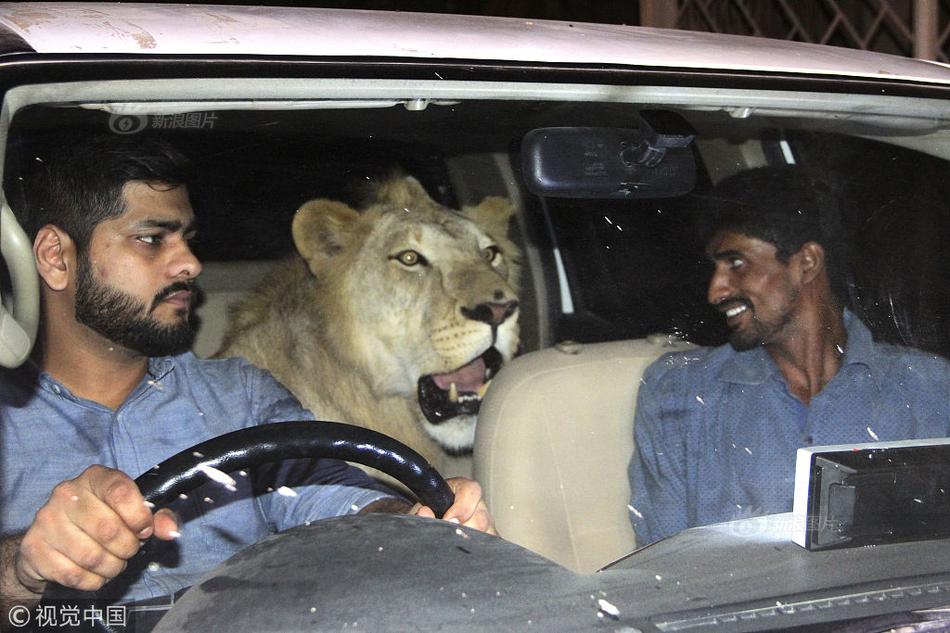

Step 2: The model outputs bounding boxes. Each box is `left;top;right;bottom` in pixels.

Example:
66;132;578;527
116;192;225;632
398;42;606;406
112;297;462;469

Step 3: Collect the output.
292;199;364;268
462;196;516;239
374;174;435;209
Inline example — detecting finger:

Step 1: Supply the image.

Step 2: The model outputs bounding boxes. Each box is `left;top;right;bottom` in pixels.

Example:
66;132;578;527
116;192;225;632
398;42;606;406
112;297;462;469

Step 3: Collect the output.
28;548;110;592
465;501;497;535
59;487;143;561
13;548;48;595
152;509;181;540
441;478;497;534
19;524;121;592
412;504;435;519
46;516;130;580
441;478;483;523
83;466;154;537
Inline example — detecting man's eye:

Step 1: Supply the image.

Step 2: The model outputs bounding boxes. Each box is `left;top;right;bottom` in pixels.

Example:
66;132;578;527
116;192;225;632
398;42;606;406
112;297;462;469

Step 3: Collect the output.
137;235;163;246
392;249;427;267
728;258;744;269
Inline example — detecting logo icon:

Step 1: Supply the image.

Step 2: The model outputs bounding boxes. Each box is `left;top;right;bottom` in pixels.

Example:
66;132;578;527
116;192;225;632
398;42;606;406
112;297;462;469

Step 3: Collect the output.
108;114;149;135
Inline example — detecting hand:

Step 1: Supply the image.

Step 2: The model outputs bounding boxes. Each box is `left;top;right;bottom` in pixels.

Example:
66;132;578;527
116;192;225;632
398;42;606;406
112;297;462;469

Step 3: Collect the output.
410;477;496;535
15;465;180;594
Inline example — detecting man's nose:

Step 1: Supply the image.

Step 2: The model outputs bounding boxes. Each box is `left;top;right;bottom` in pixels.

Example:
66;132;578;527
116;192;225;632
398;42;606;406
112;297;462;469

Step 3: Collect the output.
707;267;731;305
170;242;202;279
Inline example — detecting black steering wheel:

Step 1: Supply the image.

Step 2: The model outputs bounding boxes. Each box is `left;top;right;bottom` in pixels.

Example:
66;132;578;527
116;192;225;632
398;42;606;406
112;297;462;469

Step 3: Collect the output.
134;420;454;514
39;420;454;631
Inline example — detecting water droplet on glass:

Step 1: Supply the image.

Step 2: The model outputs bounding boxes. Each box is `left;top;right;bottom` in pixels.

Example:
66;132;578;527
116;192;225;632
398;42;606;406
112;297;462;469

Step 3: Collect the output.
627;505;644;519
198;465;237;488
597;598;620;619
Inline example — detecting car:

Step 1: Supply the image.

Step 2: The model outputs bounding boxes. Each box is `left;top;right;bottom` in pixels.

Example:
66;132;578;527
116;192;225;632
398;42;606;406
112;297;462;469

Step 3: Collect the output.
0;3;948;632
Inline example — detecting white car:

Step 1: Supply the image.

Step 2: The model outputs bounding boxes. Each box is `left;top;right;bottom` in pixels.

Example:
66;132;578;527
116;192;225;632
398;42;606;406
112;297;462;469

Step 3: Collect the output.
0;3;947;632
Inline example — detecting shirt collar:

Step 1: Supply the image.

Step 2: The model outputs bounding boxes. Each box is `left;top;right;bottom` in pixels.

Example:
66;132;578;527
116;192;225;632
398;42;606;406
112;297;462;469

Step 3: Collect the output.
148;356;176;380
717;308;877;386
839;309;876;369
718;345;777;385
32;355;178;402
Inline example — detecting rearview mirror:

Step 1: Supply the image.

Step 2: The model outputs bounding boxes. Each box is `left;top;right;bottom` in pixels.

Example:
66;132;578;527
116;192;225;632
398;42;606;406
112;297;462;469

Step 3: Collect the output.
521;110;696;199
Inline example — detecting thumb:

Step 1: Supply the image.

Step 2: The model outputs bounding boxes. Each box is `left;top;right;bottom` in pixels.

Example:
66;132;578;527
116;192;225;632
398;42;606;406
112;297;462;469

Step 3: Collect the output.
152;508;181;540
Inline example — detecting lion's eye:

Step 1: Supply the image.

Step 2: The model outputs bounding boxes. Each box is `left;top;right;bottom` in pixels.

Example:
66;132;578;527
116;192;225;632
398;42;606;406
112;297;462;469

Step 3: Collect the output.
482;245;501;264
392;249;427;267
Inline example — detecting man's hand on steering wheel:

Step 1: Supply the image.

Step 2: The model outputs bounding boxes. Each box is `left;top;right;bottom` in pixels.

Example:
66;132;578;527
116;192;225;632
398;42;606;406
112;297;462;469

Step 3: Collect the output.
410;477;496;535
15;465;180;595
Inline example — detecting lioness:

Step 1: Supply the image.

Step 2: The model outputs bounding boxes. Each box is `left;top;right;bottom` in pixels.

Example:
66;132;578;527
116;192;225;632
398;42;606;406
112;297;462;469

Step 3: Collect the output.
216;175;520;478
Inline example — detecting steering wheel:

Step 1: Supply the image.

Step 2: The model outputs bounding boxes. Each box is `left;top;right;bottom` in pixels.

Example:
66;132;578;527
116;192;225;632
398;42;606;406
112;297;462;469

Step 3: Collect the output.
41;420;455;630
134;420;454;513
0;203;39;368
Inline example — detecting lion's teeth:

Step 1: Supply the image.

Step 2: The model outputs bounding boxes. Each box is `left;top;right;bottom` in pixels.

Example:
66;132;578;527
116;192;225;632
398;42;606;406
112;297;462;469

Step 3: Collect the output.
448;382;459;403
477;382;490;399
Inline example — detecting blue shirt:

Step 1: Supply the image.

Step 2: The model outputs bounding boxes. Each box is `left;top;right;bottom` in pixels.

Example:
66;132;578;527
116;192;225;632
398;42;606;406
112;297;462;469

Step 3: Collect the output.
628;311;950;545
0;352;392;602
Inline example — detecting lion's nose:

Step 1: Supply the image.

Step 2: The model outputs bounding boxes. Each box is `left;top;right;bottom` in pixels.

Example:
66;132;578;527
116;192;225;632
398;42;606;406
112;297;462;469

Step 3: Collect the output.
461;300;519;326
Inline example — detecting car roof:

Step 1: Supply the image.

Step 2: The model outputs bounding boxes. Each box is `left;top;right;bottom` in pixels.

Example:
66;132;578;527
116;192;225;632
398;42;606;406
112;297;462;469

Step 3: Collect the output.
0;2;949;85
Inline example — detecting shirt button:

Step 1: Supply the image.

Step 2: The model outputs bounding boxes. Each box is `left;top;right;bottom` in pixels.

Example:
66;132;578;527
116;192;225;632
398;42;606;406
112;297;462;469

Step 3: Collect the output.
803;435;814;445
52;385;61;395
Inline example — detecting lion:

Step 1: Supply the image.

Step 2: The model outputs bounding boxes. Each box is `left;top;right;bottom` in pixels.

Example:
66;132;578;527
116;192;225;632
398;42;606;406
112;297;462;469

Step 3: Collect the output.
215;175;520;479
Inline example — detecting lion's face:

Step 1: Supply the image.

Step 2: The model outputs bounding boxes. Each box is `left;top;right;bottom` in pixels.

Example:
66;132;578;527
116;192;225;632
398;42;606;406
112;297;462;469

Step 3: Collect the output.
292;176;520;455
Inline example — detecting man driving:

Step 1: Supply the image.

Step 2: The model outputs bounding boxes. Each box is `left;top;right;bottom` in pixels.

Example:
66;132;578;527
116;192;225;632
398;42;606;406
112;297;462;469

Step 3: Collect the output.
0;133;494;628
628;167;949;545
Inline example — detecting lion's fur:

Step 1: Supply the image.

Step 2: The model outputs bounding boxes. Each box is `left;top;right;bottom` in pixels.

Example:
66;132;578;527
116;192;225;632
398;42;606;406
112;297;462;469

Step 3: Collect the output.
216;176;520;479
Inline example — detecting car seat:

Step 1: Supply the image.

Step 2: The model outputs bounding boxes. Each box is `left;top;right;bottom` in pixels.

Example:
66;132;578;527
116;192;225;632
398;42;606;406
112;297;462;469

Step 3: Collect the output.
473;335;693;573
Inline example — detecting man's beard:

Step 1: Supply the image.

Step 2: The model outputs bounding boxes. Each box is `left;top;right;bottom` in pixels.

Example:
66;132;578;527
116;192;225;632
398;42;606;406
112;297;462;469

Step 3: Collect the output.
725;295;796;352
75;255;197;357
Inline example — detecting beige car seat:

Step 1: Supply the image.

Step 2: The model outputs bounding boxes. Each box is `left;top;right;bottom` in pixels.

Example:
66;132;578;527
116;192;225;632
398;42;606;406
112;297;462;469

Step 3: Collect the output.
474;335;693;573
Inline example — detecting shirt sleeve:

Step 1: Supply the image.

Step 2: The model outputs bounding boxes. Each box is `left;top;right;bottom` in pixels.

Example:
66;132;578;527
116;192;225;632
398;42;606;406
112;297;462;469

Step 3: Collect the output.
238;360;401;529
628;356;691;545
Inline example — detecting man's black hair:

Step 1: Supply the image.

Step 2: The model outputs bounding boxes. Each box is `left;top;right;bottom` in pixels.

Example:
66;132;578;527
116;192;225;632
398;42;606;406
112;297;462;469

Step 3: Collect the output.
9;132;193;251
696;166;849;304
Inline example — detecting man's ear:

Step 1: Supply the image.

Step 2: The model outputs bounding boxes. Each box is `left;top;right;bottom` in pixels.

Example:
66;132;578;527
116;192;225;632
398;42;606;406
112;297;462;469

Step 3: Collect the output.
33;224;75;291
796;241;825;285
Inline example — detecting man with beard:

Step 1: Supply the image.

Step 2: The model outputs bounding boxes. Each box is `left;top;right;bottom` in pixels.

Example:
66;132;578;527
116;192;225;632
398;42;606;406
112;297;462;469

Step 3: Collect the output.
0;134;494;627
627;167;949;545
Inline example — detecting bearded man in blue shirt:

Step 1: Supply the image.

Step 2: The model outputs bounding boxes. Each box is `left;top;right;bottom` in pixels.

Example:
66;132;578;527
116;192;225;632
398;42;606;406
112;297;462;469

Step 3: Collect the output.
628;167;949;545
0;133;494;626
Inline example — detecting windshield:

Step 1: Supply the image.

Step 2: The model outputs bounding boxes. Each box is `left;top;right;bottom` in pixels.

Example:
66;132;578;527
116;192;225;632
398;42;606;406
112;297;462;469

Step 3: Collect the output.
6;82;945;353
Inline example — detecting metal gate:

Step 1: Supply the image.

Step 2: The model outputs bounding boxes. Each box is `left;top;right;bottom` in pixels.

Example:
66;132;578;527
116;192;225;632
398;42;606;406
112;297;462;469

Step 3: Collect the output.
640;0;950;61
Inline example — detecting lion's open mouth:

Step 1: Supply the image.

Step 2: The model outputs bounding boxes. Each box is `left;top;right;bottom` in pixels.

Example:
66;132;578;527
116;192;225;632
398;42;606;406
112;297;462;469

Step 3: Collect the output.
417;347;503;426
